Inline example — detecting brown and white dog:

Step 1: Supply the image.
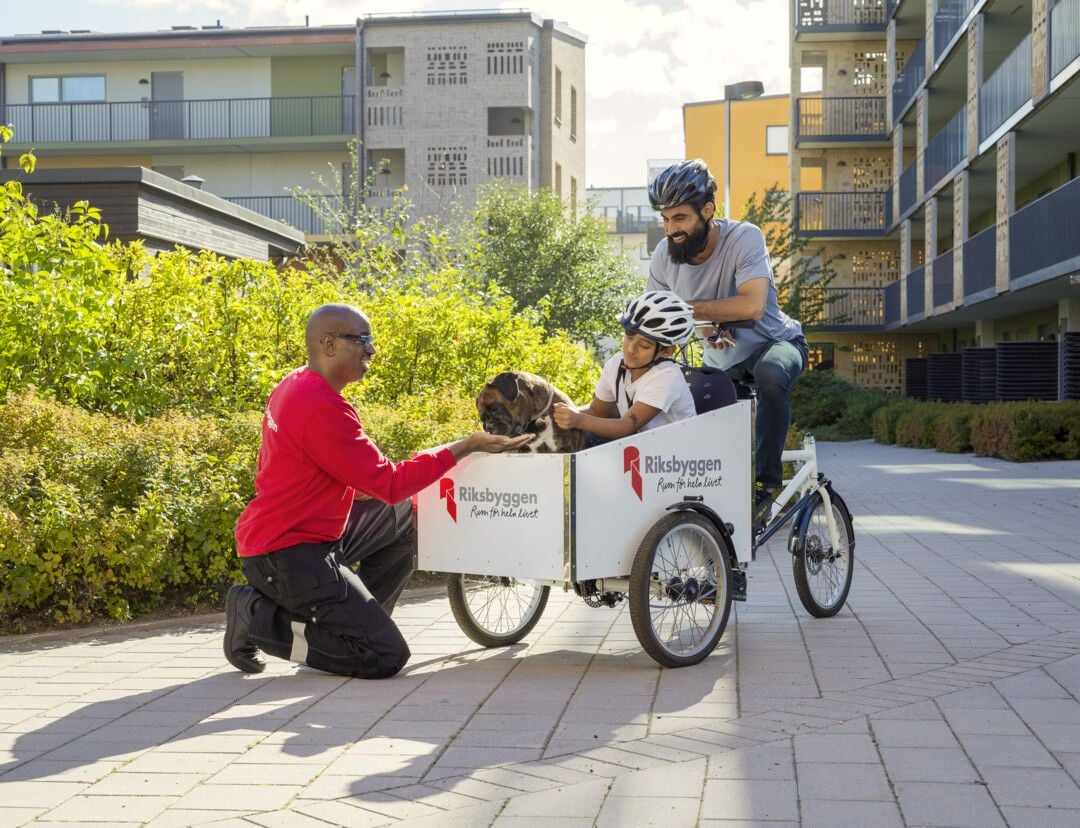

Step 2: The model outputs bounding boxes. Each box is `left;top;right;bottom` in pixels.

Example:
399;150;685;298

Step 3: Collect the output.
476;371;585;453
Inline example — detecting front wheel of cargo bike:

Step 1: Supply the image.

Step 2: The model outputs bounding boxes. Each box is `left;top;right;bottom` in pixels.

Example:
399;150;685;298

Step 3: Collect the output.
446;574;550;647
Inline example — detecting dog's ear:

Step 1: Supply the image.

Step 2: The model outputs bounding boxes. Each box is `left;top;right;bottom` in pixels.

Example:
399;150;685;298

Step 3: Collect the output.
490;372;520;403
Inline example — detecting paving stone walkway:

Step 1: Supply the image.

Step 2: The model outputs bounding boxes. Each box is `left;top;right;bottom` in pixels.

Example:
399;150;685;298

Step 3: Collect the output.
2;440;1080;826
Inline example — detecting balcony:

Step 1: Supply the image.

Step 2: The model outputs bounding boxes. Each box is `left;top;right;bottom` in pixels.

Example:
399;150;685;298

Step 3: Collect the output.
806;286;886;331
365;88;404;135
932;250;954;307
979;33;1032;141
795;0;888;39
3;96;356;145
795;97;887;145
224;195;342;236
1009;175;1080;288
934;0;977;62
962;225;996;298
906;265;926;320
892;38;926;124
795;191;892;237
1052;0;1080;78
898;159;918;218
884;279;902;327
923;105;967;193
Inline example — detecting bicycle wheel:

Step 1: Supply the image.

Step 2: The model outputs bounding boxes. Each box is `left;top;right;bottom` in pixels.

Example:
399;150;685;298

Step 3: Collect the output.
629;512;732;668
446;575;549;647
789;488;854;618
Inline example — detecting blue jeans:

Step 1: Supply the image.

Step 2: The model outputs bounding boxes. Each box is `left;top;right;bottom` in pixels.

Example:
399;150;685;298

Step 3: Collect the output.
723;336;808;490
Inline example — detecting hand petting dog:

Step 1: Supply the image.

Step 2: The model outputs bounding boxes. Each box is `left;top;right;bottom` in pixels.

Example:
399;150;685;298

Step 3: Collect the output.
476;371;585;453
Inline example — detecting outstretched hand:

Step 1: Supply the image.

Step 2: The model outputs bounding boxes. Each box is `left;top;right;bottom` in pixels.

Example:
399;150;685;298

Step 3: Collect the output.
448;431;533;459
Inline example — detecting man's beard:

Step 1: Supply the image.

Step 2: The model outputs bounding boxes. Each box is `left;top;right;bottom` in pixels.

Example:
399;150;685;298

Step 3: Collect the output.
667;219;711;265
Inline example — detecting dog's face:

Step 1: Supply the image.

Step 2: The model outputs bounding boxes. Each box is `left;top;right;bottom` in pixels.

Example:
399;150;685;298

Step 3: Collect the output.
476;371;583;453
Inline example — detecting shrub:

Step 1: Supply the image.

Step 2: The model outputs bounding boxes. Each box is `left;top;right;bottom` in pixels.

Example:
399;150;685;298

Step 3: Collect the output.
933;405;977;453
894;404;943;449
871;400;916;445
791;368;894;440
970;402;1080;461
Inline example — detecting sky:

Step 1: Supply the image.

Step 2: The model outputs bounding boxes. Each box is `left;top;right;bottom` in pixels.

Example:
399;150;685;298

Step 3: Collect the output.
3;0;792;187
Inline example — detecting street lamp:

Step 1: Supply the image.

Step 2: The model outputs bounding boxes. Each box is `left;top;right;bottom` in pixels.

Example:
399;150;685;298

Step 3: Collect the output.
723;80;765;219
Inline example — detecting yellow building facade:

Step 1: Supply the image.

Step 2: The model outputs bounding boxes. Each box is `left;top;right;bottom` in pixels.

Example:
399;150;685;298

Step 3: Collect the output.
683;94;792;219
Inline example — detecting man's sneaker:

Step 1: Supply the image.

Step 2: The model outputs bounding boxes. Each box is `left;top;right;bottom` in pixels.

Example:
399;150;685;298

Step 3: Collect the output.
224;585;266;674
753;486;775;535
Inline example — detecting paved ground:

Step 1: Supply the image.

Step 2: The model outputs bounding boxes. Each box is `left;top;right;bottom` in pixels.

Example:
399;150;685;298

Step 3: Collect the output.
2;440;1080;827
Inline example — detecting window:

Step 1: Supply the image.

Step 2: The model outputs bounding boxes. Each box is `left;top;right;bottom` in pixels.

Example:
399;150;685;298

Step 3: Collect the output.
554;67;562;124
570;176;578;215
570;86;578;140
766;125;788;155
555;163;562;198
486;41;525;75
426;47;468;86
799;65;823;94
30;74;105;102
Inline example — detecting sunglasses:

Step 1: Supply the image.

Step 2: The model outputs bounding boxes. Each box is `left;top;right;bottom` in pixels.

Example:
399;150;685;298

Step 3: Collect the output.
328;332;375;346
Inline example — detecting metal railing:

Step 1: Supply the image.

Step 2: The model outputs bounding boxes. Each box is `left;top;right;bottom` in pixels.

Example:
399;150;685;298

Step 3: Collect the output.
893;38;926;123
806;286;886;329
1052;0;1080;78
1009;175;1080;282
795;191;891;234
932;250;955;306
906;265;926;318
795;0;888;30
3;95;356;144
962;226;996;296
224;194;342;235
924;105;967;193
980;33;1032;140
796;97;887;141
884;279;901;326
934;0;977;61
899;159;918;217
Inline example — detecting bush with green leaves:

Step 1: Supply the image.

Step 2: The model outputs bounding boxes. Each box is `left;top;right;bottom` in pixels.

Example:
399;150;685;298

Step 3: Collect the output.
791;368;893;440
970;402;1080;461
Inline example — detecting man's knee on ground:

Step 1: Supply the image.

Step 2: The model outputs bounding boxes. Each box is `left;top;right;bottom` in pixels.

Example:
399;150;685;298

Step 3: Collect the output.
356;640;411;679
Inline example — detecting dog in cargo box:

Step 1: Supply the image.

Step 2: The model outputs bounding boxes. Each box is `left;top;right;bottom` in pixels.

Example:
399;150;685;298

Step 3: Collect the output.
476;371;584;453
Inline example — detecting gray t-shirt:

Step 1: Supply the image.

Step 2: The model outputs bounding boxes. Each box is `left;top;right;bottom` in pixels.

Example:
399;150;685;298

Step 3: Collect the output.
647;219;802;370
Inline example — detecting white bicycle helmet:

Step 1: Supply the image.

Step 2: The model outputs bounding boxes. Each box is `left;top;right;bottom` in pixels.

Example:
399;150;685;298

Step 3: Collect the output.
619;290;697;346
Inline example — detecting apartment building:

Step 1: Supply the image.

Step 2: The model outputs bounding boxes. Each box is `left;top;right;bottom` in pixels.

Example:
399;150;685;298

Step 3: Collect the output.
0;11;586;236
791;0;1080;398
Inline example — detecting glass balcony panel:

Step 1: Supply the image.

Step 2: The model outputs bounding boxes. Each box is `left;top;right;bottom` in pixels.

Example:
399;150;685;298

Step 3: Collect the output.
898;160;917;217
962;226;997;297
979;33;1032;141
906;265;926;318
884;279;902;326
1051;0;1080;78
923;105;967;193
932;251;954;307
1009;176;1080;282
892;38;926;123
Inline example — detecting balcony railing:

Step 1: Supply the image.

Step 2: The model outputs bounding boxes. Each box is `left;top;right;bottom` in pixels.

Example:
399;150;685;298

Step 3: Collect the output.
962;226;997;296
795;191;891;235
805;286;886;329
934;0;977;62
795;0;888;32
884;279;901;326
224;194;342;235
924;105;967;193
980;33;1032;141
906;265;926;318
3;95;356;144
893;38;926;123
796;97;887;142
1052;0;1080;77
899;159;918;217
932;250;954;307
1009;175;1080;283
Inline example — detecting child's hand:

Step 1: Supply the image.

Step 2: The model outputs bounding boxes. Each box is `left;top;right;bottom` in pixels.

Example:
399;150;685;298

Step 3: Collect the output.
553;402;578;430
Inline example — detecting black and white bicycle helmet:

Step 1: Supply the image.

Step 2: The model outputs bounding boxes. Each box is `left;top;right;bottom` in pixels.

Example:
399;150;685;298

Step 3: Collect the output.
619;291;697;346
648;159;717;211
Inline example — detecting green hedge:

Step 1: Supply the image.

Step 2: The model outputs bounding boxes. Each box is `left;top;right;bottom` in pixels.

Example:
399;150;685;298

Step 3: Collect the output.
791;368;892;440
0;388;493;631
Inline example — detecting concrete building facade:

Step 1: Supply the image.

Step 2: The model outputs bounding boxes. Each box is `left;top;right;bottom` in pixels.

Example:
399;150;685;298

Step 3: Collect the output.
791;0;1080;397
0;11;586;236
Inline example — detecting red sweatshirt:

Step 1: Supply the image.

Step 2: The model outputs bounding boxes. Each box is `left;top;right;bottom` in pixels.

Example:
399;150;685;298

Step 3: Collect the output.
235;366;455;556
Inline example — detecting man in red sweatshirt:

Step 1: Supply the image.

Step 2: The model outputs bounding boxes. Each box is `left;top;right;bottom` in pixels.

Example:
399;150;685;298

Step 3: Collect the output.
225;303;530;678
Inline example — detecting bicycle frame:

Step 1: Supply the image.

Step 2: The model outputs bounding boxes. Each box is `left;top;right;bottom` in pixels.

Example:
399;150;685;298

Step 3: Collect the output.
753;436;841;554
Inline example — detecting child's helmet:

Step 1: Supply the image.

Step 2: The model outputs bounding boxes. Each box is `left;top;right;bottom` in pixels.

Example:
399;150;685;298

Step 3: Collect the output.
620;291;697;346
648;159;716;211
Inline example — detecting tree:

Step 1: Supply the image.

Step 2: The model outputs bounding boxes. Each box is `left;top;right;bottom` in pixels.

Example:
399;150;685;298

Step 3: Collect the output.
740;186;840;332
472;181;643;349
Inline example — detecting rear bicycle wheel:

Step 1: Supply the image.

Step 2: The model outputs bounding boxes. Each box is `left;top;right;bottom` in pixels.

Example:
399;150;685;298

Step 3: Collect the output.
789;489;854;617
446;575;549;647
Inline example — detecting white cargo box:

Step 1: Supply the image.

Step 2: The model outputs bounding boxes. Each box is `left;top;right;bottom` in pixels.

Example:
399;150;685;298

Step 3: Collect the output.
416;402;752;582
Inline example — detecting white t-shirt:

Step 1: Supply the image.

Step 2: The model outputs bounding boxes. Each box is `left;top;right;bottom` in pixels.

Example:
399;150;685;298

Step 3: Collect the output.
594;353;697;431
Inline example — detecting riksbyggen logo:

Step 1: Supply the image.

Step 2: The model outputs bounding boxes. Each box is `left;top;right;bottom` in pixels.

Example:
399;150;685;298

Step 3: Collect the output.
438;478;540;521
623;447;724;500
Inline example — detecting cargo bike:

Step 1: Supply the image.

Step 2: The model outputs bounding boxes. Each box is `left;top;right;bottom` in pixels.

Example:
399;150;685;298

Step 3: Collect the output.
416;369;855;668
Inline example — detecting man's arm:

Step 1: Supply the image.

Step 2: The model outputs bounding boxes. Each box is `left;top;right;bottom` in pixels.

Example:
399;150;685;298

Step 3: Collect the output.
689;277;769;323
